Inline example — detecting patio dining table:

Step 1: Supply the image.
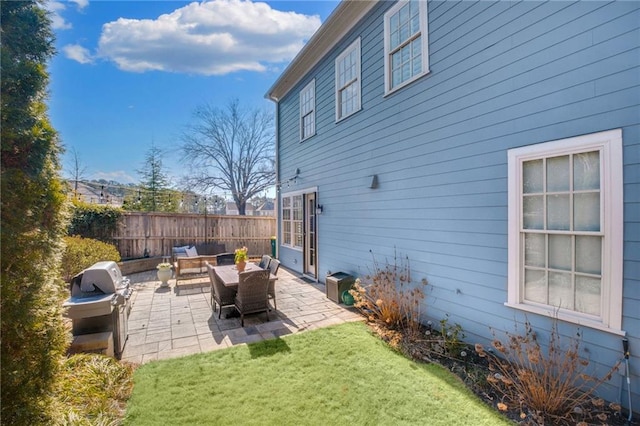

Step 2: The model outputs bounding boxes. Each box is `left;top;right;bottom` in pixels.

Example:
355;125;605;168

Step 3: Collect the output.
213;263;278;289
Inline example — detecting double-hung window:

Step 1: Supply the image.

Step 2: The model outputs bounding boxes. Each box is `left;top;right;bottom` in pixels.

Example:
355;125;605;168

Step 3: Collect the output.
507;129;624;333
383;0;429;94
300;80;315;141
281;193;303;249
335;38;361;121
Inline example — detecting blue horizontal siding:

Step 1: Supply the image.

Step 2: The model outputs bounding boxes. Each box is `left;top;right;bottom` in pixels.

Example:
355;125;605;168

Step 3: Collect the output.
275;0;640;409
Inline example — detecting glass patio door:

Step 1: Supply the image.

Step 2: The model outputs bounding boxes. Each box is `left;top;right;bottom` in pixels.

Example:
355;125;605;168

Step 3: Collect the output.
304;192;317;277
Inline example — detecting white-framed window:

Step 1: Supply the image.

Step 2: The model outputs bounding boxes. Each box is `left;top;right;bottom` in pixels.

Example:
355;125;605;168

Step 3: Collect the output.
300;80;315;141
383;0;429;94
335;38;361;121
507;129;624;334
281;193;303;249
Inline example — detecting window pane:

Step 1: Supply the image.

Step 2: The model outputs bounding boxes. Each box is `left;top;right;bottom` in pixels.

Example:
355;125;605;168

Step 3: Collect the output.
523;195;544;229
411;14;420;34
549;271;573;310
391;31;400;50
399;3;410;24
547;194;570;230
393;69;401;86
575;276;601;316
524;233;545;267
390;14;399;32
400;23;409;42
402;63;411;81
549;234;571;271
576;236;602;275
523;159;543;193
412;54;422;75
574;193;600;231
547;155;570;192
401;44;411;63
574;151;600;191
392;51;401;67
524;269;546;304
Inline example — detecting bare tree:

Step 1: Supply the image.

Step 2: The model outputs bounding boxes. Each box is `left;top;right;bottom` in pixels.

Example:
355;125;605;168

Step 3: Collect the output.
180;99;275;215
67;147;87;195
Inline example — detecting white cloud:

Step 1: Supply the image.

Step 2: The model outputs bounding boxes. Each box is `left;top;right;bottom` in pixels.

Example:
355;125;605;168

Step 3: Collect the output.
92;170;137;184
63;44;94;64
47;1;72;30
47;0;88;30
97;0;321;75
70;0;89;9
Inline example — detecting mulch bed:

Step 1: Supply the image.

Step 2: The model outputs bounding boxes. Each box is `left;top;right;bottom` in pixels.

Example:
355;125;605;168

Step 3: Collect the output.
364;320;636;426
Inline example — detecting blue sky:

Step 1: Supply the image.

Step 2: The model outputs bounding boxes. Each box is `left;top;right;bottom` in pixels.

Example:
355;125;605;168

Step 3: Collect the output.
47;0;339;185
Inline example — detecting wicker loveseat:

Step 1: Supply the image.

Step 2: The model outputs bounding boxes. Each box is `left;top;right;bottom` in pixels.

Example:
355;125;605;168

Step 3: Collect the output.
172;242;227;284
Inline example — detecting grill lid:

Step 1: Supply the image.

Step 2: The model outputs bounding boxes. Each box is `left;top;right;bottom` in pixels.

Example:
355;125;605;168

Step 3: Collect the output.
79;261;123;294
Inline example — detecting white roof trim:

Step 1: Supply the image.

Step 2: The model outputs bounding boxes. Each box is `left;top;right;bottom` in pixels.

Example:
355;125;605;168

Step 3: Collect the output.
266;1;376;102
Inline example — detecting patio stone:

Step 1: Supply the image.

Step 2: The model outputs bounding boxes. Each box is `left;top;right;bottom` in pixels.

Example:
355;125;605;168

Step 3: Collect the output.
120;267;363;364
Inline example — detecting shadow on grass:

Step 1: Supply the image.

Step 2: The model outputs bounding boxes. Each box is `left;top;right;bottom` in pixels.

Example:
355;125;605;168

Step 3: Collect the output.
247;336;291;358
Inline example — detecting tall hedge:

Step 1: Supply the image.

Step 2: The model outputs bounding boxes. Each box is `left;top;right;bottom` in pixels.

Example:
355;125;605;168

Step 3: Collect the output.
1;1;70;424
68;199;123;242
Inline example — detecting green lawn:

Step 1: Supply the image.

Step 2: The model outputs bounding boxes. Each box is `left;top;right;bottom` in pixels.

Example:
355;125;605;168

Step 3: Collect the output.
125;322;512;425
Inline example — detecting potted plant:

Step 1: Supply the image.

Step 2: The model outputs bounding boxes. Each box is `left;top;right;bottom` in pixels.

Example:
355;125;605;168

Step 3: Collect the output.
156;262;172;287
234;246;248;272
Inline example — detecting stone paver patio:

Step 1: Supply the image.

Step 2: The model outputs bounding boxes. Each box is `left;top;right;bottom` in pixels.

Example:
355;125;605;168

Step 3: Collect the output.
121;266;362;364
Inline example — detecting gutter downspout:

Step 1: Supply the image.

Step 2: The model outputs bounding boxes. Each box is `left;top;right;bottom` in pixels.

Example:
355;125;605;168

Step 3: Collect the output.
268;95;280;259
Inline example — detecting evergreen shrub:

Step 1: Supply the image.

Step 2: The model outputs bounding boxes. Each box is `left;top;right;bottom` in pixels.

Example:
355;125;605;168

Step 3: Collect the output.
61;236;121;282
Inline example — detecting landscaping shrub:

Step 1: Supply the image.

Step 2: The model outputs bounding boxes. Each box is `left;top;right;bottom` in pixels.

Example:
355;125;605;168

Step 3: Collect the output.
67;200;123;243
61;236;121;282
350;250;427;337
475;319;621;425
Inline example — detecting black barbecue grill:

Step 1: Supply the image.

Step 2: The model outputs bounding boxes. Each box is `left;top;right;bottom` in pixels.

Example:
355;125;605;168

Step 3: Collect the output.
64;261;131;358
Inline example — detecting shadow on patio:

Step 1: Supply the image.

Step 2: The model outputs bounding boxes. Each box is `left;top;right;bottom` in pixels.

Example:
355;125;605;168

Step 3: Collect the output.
121;266;363;364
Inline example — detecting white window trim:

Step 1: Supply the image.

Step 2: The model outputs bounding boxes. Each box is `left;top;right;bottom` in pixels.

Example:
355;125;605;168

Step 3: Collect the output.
335;38;362;122
280;191;304;250
383;0;430;96
506;129;624;335
299;79;315;142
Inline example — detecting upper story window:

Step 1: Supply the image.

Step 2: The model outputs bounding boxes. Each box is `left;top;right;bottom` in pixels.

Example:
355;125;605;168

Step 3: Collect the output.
507;129;624;334
383;0;429;94
335;38;361;121
300;80;315;141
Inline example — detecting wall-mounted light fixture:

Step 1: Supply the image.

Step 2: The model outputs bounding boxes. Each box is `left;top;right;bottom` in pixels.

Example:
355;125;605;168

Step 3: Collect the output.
316;204;324;215
369;174;379;189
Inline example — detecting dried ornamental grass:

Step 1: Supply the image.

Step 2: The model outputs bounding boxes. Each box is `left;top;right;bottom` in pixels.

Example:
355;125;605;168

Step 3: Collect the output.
475;319;620;424
350;251;427;337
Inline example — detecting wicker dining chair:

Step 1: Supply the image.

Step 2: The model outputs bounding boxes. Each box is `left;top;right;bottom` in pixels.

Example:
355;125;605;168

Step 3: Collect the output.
267;258;280;311
206;262;237;319
234;269;270;327
258;254;271;270
216;252;235;266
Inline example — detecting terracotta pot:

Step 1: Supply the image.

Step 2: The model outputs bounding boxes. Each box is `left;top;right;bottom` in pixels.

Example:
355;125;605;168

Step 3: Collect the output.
236;260;246;272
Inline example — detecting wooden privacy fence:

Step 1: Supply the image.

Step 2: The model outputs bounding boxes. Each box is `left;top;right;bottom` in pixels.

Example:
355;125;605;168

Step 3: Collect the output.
113;212;276;260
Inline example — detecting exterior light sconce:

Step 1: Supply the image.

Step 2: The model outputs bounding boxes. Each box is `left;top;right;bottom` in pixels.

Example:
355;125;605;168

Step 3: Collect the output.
369;174;379;189
316;204;323;215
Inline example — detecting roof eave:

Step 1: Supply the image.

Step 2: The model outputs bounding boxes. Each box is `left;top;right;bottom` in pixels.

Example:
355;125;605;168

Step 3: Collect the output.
266;0;377;102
